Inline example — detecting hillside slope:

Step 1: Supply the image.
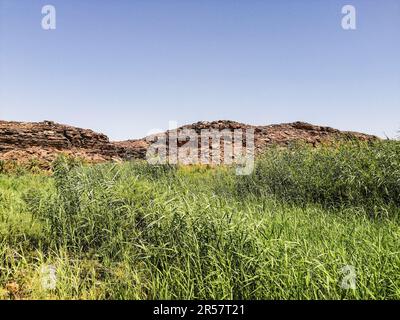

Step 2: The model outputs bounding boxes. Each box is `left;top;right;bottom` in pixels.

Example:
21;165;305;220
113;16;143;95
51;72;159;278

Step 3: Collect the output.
0;119;378;166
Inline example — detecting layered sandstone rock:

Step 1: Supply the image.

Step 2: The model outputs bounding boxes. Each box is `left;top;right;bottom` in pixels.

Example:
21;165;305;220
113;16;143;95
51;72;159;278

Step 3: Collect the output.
0;119;378;167
0;120;144;166
125;120;378;164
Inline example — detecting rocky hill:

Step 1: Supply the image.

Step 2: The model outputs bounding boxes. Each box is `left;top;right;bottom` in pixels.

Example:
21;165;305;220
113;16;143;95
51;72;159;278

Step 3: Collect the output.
0;119;378;168
0;120;144;166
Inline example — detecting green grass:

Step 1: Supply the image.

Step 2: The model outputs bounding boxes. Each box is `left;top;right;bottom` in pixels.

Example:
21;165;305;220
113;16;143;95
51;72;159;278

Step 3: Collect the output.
0;142;399;299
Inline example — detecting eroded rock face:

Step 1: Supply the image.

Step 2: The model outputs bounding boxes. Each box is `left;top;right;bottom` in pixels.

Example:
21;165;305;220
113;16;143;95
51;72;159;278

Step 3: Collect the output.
252;121;377;151
128;120;378;164
0;120;109;150
0;120;145;166
0;119;378;167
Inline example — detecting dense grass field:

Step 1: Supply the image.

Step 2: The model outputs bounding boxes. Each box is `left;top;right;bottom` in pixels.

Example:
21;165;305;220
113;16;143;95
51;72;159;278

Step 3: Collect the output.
0;141;399;299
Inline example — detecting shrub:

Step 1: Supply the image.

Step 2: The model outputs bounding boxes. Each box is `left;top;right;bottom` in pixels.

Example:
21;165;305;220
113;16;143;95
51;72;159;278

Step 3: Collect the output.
33;157;156;258
236;141;400;214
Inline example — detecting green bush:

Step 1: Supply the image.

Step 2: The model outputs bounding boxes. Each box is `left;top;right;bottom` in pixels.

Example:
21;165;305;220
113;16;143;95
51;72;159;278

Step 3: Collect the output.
236;141;400;214
32;158;143;257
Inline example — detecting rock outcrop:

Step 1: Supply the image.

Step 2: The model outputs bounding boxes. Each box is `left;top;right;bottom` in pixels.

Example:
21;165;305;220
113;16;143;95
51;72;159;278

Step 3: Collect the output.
0;119;378;167
0;120;144;166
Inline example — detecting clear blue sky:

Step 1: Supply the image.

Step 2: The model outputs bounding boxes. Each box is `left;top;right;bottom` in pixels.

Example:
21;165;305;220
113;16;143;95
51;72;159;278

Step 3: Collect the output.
1;0;399;140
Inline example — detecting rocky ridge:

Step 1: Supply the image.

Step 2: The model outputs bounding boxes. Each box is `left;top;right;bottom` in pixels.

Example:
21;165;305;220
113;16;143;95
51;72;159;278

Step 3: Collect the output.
0;119;378;167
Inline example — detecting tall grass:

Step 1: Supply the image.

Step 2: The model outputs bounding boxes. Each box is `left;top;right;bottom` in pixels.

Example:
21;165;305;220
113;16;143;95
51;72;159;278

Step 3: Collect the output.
0;141;399;299
237;141;400;215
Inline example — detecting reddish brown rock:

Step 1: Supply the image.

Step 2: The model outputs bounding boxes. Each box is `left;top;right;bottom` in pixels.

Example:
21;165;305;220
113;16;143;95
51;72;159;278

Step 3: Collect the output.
0;120;144;167
0;119;378;167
